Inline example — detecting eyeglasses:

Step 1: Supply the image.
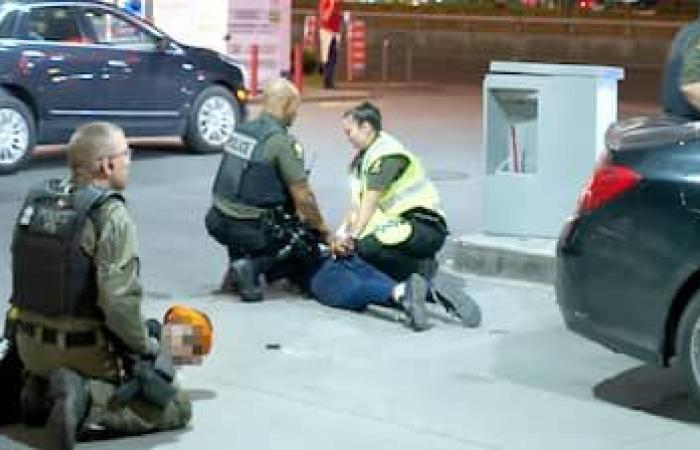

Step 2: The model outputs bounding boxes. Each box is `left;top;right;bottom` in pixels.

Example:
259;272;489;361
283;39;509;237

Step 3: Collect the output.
110;147;132;161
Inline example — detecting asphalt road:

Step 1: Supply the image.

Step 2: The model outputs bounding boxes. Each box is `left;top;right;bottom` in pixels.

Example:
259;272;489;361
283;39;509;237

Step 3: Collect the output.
0;85;486;301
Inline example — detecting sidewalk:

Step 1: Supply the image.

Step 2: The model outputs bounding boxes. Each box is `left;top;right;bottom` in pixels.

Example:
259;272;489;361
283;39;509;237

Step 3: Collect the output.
4;270;700;450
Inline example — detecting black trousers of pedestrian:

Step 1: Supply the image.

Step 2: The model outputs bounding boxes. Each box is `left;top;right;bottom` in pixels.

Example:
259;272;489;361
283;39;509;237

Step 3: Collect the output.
323;37;338;89
356;211;448;282
205;207;307;284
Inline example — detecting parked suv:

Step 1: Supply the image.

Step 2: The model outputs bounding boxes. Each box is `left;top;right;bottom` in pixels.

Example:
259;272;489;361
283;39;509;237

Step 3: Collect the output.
0;0;248;174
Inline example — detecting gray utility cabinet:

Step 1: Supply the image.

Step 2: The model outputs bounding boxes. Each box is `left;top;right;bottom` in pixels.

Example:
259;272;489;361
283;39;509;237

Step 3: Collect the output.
482;61;624;238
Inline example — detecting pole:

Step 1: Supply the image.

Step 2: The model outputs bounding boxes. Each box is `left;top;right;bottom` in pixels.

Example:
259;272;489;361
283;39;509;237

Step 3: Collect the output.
293;43;303;93
405;41;413;82
382;38;390;83
346;23;353;82
250;44;259;96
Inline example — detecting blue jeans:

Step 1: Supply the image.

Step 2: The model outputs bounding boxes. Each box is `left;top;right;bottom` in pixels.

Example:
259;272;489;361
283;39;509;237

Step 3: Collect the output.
310;256;395;311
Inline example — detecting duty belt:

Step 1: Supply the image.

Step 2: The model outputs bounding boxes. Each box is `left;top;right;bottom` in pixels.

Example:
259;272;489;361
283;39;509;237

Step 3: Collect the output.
17;321;98;348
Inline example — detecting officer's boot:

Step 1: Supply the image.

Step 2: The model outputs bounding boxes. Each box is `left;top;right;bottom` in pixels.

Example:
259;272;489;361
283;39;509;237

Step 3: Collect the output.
46;368;90;450
398;273;430;332
20;375;50;426
416;258;439;281
431;272;482;328
231;258;263;302
217;266;238;294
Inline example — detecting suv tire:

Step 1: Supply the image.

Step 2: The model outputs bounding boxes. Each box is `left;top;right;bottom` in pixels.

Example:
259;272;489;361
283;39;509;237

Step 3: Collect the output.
184;85;240;154
0;91;35;175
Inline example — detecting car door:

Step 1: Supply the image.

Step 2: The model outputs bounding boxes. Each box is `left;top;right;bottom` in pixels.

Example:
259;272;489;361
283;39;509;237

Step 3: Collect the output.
77;5;193;134
17;5;103;131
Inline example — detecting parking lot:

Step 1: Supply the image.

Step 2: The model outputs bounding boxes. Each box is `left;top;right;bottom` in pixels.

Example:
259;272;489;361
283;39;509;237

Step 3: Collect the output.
1;85;699;449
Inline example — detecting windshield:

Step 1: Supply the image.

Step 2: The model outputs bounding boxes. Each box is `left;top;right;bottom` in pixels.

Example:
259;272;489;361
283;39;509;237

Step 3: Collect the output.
0;4;17;38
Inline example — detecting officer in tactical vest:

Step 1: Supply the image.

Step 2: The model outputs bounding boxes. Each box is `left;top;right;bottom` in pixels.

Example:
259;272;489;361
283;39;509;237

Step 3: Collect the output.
333;101;448;281
10;122;191;450
206;78;331;302
332;102;481;328
663;19;700;119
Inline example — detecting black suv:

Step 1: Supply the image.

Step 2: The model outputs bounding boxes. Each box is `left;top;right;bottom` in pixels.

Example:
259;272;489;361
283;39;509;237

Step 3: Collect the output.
0;0;248;174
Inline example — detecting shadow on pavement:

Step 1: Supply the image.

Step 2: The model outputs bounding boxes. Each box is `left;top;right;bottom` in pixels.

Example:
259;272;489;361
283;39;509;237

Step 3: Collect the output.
593;363;700;425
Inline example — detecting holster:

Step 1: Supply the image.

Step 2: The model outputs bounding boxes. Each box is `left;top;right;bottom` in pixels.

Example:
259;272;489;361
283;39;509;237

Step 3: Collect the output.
0;338;24;425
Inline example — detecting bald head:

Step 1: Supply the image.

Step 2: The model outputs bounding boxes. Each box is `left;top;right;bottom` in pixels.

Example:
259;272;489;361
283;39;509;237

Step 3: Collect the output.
261;78;301;126
67;122;128;186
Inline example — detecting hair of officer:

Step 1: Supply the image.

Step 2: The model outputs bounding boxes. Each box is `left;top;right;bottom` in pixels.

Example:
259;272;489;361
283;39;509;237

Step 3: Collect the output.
68;122;125;185
343;101;382;132
262;78;300;119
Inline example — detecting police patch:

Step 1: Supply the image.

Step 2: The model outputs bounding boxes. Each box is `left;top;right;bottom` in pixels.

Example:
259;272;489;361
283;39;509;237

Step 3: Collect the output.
293;142;304;159
369;159;382;174
225;132;257;160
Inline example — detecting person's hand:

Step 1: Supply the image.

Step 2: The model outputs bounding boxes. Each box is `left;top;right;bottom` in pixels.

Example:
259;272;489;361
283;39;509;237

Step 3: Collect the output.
330;236;355;257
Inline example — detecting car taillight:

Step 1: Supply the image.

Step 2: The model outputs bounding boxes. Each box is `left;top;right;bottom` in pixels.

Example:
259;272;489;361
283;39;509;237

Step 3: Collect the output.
577;156;641;213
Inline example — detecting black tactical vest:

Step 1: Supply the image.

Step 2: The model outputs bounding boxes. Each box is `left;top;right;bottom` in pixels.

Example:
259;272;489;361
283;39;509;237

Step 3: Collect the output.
10;179;123;318
212;115;291;208
663;20;700;120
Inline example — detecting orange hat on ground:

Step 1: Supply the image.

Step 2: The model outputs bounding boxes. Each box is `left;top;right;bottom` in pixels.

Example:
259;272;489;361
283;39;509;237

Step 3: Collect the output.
163;305;213;356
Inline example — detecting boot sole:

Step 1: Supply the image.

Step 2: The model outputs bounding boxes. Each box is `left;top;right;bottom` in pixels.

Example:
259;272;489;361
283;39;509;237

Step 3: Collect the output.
432;273;482;328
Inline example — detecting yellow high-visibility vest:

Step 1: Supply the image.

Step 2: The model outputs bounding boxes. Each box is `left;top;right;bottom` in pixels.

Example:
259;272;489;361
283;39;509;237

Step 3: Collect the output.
351;131;443;244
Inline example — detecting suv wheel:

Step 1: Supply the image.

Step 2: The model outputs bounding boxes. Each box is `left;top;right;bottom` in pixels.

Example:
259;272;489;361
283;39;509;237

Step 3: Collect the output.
184;85;240;153
677;291;700;404
0;92;35;175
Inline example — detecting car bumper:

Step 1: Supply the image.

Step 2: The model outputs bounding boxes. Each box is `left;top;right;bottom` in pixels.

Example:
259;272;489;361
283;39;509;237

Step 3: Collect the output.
556;217;662;364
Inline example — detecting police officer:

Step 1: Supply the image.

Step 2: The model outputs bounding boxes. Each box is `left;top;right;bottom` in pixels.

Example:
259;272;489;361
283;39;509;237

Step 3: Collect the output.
10;122;191;450
333;101;447;281
663;19;700;119
333;102;481;327
206;78;331;302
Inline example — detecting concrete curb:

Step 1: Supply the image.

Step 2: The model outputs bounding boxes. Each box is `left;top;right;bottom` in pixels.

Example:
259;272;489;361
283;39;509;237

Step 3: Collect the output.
248;88;373;105
247;82;438;105
441;233;556;285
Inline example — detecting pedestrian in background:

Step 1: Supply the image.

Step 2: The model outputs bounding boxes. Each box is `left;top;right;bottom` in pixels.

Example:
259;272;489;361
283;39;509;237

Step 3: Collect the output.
318;0;342;89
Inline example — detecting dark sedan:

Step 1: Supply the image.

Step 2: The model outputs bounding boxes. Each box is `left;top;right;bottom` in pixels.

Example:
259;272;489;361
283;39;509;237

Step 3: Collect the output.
0;0;248;174
557;116;700;403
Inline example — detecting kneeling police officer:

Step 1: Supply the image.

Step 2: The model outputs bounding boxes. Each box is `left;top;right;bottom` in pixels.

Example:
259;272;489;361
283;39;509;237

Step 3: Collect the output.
206;78;331;301
9;122;191;450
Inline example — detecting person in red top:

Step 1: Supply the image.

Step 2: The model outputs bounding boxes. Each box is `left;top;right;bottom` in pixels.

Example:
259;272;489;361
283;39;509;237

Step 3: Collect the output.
318;0;342;89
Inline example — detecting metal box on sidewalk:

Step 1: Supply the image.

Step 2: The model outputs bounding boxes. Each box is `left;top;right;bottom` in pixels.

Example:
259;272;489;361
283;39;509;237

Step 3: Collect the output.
482;61;624;237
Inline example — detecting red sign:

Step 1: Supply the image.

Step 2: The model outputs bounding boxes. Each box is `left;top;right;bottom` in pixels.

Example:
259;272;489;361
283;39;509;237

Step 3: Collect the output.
346;19;366;81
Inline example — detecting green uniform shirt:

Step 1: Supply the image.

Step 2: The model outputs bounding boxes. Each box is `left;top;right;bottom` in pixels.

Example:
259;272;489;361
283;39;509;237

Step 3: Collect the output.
681;35;700;86
360;154;409;192
219;114;307;219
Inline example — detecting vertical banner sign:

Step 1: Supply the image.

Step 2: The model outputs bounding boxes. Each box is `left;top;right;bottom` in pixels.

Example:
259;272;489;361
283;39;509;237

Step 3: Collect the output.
151;1;228;53
303;15;318;52
346;19;366;81
227;0;291;92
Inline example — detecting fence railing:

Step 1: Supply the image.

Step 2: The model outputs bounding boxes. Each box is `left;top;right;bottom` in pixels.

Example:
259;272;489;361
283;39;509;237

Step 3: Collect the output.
293;8;686;37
